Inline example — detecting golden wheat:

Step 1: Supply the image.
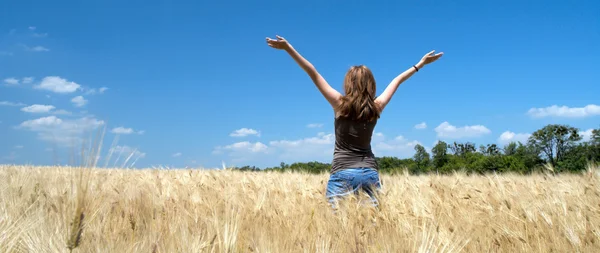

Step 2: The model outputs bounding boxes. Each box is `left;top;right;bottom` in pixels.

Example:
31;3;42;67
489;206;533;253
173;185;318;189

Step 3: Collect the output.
0;165;599;252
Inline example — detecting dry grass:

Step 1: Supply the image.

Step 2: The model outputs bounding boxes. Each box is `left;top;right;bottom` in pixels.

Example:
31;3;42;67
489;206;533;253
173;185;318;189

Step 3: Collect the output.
1;165;599;252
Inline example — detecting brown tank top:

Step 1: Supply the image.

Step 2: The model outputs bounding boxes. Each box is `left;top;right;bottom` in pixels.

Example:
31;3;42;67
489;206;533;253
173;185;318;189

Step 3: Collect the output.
330;115;378;174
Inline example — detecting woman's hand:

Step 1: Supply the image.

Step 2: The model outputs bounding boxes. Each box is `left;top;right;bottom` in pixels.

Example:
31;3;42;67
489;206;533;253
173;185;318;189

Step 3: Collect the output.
266;35;290;50
418;50;444;66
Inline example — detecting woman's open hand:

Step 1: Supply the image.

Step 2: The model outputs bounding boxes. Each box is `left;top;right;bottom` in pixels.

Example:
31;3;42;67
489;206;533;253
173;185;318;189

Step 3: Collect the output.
419;50;444;65
266;35;290;50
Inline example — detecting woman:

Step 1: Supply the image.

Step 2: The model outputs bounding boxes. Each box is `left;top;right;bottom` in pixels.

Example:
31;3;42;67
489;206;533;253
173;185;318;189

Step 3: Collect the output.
266;35;443;208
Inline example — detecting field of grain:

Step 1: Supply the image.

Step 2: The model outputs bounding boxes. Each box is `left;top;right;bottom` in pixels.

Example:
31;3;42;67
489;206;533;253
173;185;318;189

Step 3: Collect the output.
1;165;599;252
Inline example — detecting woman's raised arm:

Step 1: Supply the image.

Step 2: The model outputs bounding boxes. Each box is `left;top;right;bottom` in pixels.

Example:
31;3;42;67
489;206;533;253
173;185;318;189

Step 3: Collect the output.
266;35;342;109
375;50;443;113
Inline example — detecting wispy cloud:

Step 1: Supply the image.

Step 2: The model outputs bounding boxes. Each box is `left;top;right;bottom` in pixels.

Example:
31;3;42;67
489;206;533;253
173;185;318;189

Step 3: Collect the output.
214;130;422;167
434;121;491;139
307;123;323;128
28;26;36;30
268;132;334;161
3;77;35;86
0;101;26;107
22;77;34;84
17;116;105;146
230;128;260;137
71;96;88;107
84;86;109;95
414;122;427;129
527;104;600;118
21;104;55;113
111;126;144;135
213;141;269;155
52;109;72;115
22;45;49;52
32;33;48;38
34;76;81;93
172;152;182;158
372;134;422;158
3;77;19;86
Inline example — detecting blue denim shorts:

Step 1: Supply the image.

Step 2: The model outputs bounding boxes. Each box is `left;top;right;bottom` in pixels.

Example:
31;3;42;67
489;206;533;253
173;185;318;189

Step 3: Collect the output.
326;167;382;208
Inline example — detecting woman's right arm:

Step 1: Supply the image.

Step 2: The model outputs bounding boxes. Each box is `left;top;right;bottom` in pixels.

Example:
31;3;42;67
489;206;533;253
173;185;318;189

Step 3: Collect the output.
266;35;342;109
375;50;443;112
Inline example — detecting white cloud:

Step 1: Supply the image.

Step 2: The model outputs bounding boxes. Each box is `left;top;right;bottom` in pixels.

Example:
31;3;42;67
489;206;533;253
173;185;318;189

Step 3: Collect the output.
25;45;49;52
111;126;144;135
20;116;62;127
21;104;55;113
230;128;260;137
434;121;491;139
52;109;72;115
415;122;427;129
498;131;531;145
71;96;88;107
307;123;323;128
213;141;269;161
17;116;105;146
213;130;424;167
527;104;600;118
29;26;36;30
35;76;81;93
137;130;145;135
3;77;19;86
22;77;34;84
172;152;182;158
33;33;48;38
14;145;24;149
111;127;133;134
0;101;26;107
372;135;422;158
229;142;268;153
268;132;335;161
581;129;595;142
84;86;109;95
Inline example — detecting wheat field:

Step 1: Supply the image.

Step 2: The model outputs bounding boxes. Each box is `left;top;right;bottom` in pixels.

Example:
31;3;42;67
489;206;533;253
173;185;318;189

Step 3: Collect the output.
1;165;599;252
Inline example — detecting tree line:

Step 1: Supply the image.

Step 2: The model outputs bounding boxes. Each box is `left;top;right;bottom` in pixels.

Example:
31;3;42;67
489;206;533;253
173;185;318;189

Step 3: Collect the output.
232;124;600;175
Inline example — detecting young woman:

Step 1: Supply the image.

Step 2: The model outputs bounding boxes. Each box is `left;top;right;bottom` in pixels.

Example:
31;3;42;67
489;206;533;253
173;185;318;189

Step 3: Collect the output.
266;35;443;208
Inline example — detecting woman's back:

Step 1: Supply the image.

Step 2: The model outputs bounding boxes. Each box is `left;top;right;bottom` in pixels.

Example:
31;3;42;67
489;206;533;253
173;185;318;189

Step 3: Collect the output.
331;116;378;174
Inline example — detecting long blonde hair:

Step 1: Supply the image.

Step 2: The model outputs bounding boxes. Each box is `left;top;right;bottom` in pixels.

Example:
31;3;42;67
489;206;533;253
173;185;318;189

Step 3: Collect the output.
336;65;380;122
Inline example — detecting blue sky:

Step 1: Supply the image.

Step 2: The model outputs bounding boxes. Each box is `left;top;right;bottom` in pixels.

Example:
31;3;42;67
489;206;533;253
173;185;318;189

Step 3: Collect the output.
1;0;599;169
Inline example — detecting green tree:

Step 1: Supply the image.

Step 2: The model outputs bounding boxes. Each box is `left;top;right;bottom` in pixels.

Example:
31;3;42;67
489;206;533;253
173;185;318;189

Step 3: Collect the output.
450;142;476;157
375;156;412;174
413;144;431;174
592;128;600;145
503;142;518;156
432;141;449;172
528;124;582;168
480;144;500;156
515;142;544;172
